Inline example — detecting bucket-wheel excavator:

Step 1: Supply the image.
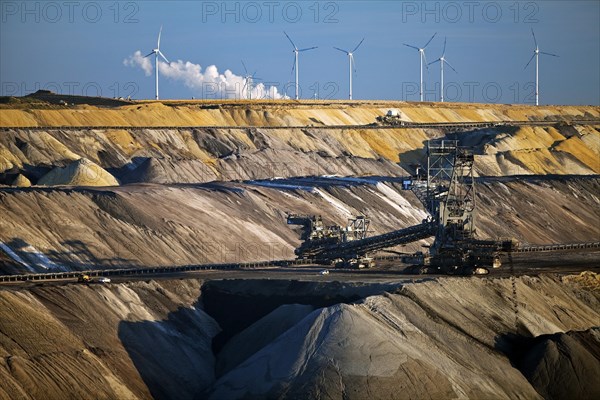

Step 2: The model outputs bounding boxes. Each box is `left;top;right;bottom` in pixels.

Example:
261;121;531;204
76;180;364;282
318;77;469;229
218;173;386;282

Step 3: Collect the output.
288;140;515;274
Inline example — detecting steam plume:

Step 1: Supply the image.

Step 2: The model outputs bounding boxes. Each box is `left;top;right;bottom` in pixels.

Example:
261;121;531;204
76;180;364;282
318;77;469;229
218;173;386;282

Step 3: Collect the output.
124;52;285;99
123;51;153;76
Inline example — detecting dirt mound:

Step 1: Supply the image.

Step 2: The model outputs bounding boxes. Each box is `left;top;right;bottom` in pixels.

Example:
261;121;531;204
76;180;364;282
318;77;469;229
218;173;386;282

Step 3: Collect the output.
11;174;31;187
563;271;600;293
119;157;217;184
209;275;600;399
215;304;314;377
518;328;600;400
24;90;133;107
37;158;119;186
209;302;532;399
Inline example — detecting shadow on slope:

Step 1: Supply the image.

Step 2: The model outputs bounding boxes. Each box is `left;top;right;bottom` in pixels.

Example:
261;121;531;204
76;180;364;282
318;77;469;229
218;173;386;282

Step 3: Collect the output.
0;163;52;185
0;237;136;274
496;328;600;400
201;279;408;355
118;298;220;400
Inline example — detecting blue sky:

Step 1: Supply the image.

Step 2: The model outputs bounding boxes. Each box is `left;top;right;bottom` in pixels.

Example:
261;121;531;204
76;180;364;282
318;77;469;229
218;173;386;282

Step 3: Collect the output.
1;1;599;104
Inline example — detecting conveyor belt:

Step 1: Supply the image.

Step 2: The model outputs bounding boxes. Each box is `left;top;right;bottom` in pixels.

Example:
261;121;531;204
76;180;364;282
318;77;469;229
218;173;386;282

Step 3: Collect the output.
298;221;437;260
1;241;598;284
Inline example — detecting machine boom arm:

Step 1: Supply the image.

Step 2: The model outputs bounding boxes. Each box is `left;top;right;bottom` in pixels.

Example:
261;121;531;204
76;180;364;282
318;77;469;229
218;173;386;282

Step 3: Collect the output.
297;221;436;261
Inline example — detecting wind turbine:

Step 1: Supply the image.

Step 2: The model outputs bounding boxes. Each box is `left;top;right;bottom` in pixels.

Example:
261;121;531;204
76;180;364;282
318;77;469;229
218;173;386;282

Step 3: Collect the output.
144;26;170;100
428;37;457;102
241;60;262;100
404;33;437;102
525;29;558;106
284;32;317;100
334;38;365;100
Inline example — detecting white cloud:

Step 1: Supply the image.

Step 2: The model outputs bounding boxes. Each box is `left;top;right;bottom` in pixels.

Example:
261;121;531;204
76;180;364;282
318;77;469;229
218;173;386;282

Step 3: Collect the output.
123;50;153;76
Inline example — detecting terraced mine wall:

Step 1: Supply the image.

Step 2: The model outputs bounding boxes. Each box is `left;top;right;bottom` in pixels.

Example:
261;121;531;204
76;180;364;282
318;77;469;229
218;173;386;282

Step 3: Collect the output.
0;123;598;185
0;176;598;274
1;274;599;399
0;100;599;274
1;101;599;186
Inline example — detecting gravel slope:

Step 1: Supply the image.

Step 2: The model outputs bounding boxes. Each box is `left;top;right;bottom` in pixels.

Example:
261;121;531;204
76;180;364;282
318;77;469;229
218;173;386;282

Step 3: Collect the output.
1;274;598;400
208;275;600;399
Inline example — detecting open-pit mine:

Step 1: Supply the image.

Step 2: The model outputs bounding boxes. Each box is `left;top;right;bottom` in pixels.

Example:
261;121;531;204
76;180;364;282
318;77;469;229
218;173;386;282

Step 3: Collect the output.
0;91;599;399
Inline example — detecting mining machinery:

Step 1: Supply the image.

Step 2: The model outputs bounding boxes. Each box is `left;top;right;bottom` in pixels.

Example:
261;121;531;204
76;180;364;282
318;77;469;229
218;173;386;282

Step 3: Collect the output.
286;214;379;268
418;140;514;274
287;139;516;274
375;109;406;126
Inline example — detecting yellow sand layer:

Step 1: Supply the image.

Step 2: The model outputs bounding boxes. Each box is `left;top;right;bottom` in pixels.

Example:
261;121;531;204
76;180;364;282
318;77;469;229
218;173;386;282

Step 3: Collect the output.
1;101;598;178
1;101;598;127
102;129;142;156
554;136;600;173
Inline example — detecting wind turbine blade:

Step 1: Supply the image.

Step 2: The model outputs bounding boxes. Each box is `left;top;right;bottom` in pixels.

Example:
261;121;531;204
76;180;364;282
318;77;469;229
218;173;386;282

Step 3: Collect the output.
540;51;559;57
158;51;169;63
144;51;154;58
524;53;535;69
352;38;365;53
423;51;429;70
403;43;420;51
334;47;349;54
242;80;247;93
442;37;447;57
157;25;162;49
428;59;440;66
241;60;248;75
284;31;297;49
299;46;317;52
423;32;437;48
531;28;537;48
444;59;458;73
351;54;357;73
290;57;295;75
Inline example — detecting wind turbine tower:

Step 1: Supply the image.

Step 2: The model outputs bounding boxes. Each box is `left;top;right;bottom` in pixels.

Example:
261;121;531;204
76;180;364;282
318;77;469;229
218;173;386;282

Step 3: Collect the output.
241;60;262;100
404;33;437;102
334;38;365;100
429;37;457;102
525;29;558;106
284;32;317;100
144;26;170;100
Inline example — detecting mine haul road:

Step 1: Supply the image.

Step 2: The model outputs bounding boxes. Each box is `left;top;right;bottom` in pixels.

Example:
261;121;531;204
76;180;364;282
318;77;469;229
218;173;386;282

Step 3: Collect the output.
2;118;599;132
1;248;598;290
